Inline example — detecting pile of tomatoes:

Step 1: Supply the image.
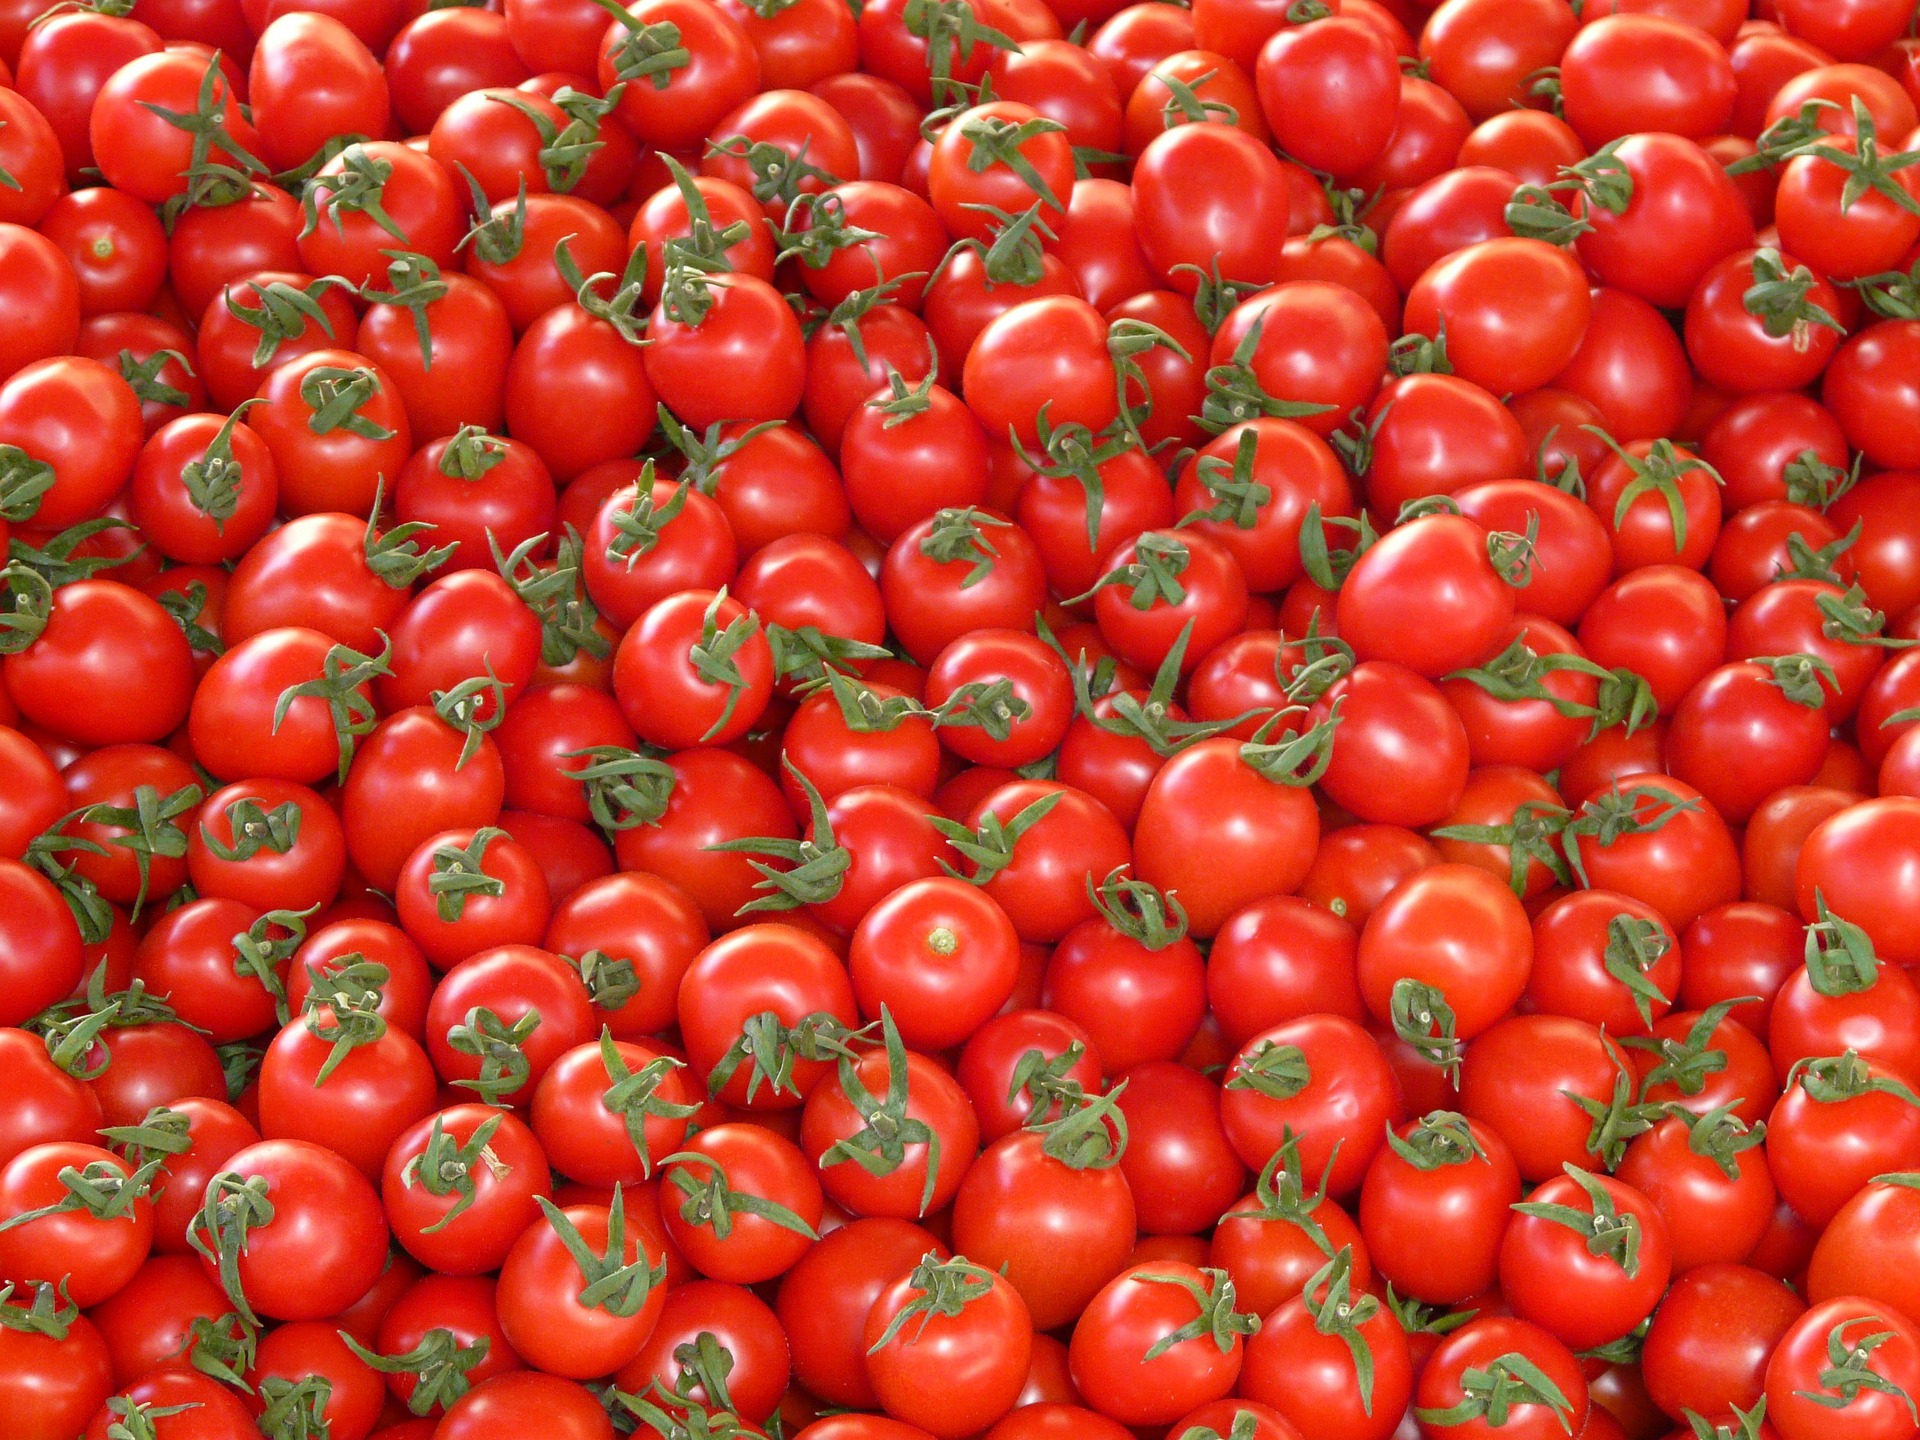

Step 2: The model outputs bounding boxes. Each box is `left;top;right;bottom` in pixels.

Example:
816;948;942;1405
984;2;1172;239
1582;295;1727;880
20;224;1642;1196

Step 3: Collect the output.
4;0;1920;1436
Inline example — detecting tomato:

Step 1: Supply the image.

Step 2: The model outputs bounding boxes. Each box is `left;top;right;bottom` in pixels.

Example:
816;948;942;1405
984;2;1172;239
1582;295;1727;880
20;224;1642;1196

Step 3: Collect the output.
864;1253;1034;1437
1361;1112;1518;1306
496;1187;668;1378
420;942;591;1108
1404;239;1592;396
1564;776;1743;932
1766;1299;1920;1440
1421;0;1579;120
1826;321;1920;472
1255;14;1398;177
1340;515;1518;680
1768;1051;1920;1226
1133;735;1317;939
1239;1248;1412;1440
1358;864;1532;1076
1642;1262;1805;1425
0;863;85;1028
1115;1061;1247;1237
1561;14;1734;146
434;1372;614;1440
1414;1316;1590;1440
849;877;1020;1050
0;1141;154;1306
0;1281;114;1440
188;1138;389;1322
1132;122;1291;295
1221;1013;1400;1196
1798;798;1920;965
1069;1262;1253;1426
297;141;463;289
83;1367;258;1440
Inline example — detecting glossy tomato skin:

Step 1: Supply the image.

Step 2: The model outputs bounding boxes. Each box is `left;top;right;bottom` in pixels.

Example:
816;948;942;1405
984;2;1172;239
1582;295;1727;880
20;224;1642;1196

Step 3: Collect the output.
1339;515;1514;680
1132;737;1317;939
1797;798;1920;965
188;1138;389;1322
1415;1316;1591;1440
1069;1261;1247;1427
1220;1013;1400;1196
1766;1299;1920;1440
